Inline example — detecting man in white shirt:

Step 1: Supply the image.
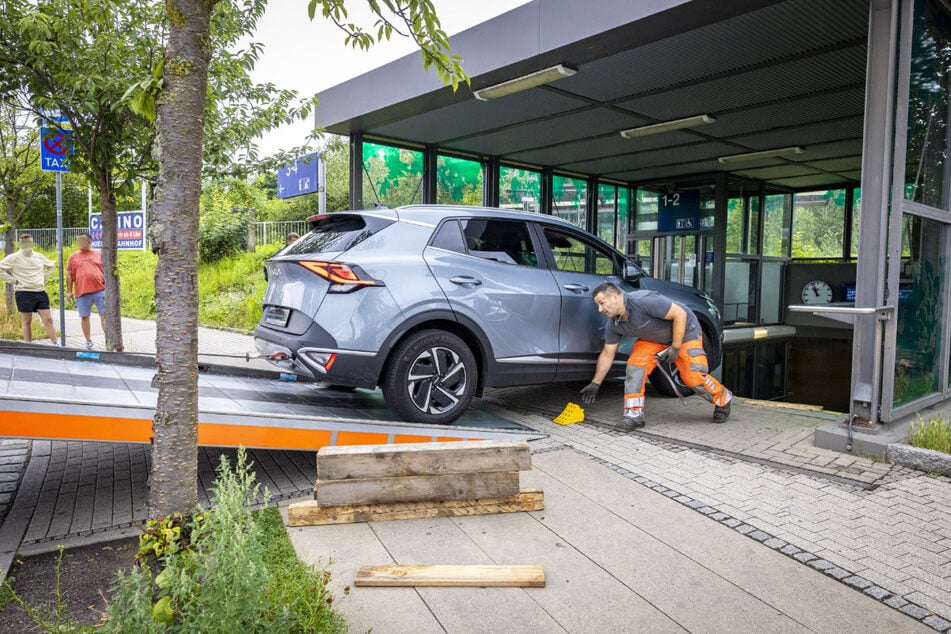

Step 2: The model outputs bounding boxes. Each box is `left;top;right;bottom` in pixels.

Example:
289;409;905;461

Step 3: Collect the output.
0;234;59;345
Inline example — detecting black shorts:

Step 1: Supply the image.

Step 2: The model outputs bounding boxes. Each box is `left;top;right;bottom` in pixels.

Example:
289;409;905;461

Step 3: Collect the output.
14;290;50;313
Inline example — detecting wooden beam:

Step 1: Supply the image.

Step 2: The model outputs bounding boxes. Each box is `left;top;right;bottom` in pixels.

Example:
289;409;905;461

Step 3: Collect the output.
354;565;546;587
315;471;519;506
287;489;544;526
317;439;531;480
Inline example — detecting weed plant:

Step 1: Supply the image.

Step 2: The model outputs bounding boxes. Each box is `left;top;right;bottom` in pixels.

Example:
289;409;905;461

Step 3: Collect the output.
106;448;347;632
907;415;951;455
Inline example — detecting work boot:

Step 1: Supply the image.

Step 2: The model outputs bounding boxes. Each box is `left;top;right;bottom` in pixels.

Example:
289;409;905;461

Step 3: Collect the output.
713;400;731;423
616;413;646;432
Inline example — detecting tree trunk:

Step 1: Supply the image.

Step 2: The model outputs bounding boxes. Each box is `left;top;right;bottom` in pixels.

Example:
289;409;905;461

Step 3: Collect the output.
147;0;217;518
95;173;124;351
4;198;14;314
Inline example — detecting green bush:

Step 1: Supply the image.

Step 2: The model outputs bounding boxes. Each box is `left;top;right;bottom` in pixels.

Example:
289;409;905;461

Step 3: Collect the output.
907;415;951;455
106;448;347;633
199;187;251;263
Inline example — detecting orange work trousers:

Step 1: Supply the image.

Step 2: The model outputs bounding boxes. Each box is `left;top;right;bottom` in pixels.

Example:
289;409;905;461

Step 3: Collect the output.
623;337;732;416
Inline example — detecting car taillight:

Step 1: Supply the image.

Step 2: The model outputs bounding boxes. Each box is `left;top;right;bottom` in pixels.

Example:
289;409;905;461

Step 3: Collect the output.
297;261;383;293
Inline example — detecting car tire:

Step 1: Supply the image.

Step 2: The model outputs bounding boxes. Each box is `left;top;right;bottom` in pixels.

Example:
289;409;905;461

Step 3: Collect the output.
382;329;477;425
649;329;716;398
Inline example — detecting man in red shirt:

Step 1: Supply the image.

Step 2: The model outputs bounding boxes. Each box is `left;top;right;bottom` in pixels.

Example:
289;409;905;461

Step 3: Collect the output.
66;232;106;350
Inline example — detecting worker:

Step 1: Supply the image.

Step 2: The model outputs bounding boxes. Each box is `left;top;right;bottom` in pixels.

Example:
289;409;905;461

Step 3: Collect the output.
579;282;732;431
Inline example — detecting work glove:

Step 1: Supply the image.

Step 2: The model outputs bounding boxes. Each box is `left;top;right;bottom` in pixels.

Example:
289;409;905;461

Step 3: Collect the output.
657;347;680;373
579;382;600;405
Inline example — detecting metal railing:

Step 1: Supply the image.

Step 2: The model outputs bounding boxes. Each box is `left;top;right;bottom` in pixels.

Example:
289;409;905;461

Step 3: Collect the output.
15;220;312;252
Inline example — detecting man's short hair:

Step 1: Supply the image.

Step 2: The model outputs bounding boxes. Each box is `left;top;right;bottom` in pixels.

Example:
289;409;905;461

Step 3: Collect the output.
18;233;32;241
592;282;622;298
77;232;91;240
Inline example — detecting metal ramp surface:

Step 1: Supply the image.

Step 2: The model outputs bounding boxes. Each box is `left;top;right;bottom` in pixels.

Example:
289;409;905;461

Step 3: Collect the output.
0;351;544;449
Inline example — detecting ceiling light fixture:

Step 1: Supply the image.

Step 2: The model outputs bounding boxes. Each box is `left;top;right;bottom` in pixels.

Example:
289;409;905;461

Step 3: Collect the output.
619;114;716;138
717;146;805;164
473;64;577;101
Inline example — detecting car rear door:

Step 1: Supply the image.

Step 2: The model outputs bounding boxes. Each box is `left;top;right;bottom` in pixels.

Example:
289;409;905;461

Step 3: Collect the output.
423;218;561;384
536;225;635;381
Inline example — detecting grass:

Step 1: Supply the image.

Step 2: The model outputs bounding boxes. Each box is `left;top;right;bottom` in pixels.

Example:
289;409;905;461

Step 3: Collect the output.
907;415;951;455
1;243;281;339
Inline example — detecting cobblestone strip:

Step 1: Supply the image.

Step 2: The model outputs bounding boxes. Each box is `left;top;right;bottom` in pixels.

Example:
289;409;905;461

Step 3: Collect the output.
490;406;951;632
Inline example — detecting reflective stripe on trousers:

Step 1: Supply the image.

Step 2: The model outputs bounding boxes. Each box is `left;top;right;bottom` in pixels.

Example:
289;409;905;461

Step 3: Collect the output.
623;336;732;416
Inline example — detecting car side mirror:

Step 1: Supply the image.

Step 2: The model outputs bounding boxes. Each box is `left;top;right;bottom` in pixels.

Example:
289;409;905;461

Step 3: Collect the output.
623;260;643;282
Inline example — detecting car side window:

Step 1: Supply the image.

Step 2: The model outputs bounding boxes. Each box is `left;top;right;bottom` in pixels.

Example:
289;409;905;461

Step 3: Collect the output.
460;219;538;267
544;228;619;276
430;220;467;254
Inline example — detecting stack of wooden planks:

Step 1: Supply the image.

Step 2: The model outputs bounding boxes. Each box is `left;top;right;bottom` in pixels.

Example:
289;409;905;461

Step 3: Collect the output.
287;439;543;526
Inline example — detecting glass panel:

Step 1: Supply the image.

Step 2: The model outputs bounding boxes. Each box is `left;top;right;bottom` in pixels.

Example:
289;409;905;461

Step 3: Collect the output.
894;214;945;405
906;0;951;210
851;188;861;258
748;195;761;255
597;183;617;244
635;188;659;231
631;239;651;270
724;257;757;325
551;175;587;228
543;228;619;275
759;261;784;323
792;190;846;258
499;166;541;213
461;219;539;267
436;155;483;206
362;142;424;208
617;187;630;252
763;194;790;257
726;198;743;253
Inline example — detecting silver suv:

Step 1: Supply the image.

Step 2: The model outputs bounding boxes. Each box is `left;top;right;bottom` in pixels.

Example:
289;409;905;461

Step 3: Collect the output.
254;205;723;424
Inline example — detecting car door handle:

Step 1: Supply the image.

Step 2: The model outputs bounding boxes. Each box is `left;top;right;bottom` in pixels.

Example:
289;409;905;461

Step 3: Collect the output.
563;283;589;292
449;276;482;287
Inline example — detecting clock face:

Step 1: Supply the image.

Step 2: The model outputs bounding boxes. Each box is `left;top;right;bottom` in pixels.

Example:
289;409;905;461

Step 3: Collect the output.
801;280;834;304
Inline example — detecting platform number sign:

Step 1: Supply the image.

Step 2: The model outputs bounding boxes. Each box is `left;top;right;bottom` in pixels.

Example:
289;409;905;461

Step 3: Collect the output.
657;190;701;233
277;152;320;199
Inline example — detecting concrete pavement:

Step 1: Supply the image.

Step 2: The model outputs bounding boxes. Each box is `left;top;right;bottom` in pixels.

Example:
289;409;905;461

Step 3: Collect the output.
287;449;932;633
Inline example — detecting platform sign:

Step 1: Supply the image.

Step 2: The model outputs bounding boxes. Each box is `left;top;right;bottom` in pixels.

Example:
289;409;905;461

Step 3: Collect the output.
89;211;146;251
277;152;320;199
657;190;701;233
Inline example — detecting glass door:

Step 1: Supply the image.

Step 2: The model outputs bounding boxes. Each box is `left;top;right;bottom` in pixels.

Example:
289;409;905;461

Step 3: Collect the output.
652;234;701;289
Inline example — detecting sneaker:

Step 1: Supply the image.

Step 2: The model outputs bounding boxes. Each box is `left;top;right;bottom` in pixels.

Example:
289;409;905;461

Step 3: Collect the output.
616;414;646;432
85;340;94;350
49;341;62;347
713;401;731;423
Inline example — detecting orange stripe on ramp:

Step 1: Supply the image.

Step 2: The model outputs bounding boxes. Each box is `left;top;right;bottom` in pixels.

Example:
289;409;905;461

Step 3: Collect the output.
394;434;434;443
0;410;151;443
197;423;332;451
335;431;389;446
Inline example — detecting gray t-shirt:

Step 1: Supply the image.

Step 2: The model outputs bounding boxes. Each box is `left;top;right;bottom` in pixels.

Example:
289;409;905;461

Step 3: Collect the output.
604;290;701;346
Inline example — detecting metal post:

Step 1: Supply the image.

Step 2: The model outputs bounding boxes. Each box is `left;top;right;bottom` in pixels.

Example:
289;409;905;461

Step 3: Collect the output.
348;132;364;210
319;156;327;214
422;145;438;204
55;172;65;346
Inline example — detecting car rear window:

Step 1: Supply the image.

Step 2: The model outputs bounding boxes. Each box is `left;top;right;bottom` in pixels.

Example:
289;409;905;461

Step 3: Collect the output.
285;214;393;255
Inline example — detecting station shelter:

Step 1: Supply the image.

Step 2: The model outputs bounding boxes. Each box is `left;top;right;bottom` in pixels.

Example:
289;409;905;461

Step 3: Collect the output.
314;0;951;429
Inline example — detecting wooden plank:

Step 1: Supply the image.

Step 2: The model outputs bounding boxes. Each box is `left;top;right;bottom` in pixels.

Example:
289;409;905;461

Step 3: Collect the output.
287;489;544;526
354;565;546;588
317;439;531;480
315;471;519;506
740;398;824;412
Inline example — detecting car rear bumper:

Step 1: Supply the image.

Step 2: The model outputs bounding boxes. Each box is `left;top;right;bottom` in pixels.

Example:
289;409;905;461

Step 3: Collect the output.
254;322;384;388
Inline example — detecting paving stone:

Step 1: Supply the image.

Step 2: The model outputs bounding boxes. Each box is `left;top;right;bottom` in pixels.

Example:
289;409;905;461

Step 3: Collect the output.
780;544;801;556
722;518;742;528
735;524;755;535
825;566;851;580
923;615;951;631
863;586;891;601
764;537;787;550
710;512;729;521
900;603;932;620
808;559;834;571
749;530;770;542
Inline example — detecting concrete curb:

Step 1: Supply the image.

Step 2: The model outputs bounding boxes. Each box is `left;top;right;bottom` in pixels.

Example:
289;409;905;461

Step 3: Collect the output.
886;443;951;477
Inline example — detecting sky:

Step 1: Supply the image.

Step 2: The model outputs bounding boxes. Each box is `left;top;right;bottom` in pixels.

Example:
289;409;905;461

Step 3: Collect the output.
249;0;529;157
